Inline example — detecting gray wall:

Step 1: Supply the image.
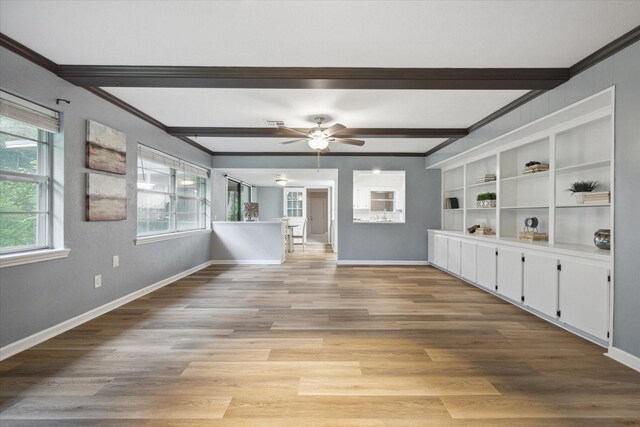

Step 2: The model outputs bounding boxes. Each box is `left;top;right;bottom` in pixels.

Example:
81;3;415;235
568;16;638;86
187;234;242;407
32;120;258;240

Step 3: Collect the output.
212;222;284;262
426;41;640;359
211;171;227;221
0;47;213;347
211;156;442;262
256;186;283;221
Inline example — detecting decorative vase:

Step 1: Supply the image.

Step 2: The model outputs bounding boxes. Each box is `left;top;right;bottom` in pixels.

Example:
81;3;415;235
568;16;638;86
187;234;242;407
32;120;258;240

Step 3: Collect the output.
477;200;497;208
594;229;611;250
573;192;589;204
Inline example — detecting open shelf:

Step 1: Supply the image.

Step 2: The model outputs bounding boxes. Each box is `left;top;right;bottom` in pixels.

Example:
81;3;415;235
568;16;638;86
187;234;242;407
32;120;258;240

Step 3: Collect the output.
557;203;610;208
501;206;549;210
500;171;549;182
437;88;613;261
556;160;610;174
466;181;496;189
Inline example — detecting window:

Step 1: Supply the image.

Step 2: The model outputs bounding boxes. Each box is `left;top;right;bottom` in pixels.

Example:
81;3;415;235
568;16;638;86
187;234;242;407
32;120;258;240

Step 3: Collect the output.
226;177;252;221
353;170;406;223
137;145;209;236
286;190;304;217
0;92;59;254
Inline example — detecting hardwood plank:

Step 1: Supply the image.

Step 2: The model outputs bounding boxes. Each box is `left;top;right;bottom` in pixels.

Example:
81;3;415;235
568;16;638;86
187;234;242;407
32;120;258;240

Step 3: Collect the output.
181;361;362;378
224;396;450;420
0;377;111;397
299;376;499;396
1;245;638;424
0;396;231;420
441;395;640;419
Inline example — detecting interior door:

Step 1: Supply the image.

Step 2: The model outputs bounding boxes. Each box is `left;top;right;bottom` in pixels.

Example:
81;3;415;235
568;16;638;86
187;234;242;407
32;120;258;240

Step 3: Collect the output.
283;188;306;240
309;196;326;234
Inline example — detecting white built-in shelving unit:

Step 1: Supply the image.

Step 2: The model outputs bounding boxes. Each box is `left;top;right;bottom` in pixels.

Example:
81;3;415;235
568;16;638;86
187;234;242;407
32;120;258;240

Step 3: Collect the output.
429;87;615;347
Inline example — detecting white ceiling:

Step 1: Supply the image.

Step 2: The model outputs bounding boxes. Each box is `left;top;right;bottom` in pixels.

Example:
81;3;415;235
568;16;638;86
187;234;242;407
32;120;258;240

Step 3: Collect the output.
103;88;528;128
2;1;639;67
2;1;638;154
215;168;338;187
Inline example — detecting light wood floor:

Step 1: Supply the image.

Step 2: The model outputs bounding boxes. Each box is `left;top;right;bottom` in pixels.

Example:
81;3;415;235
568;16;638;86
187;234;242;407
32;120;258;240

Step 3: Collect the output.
1;245;639;426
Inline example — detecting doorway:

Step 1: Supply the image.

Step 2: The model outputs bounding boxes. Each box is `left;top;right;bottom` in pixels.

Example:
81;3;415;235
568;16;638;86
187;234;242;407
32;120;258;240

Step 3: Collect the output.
307;189;329;244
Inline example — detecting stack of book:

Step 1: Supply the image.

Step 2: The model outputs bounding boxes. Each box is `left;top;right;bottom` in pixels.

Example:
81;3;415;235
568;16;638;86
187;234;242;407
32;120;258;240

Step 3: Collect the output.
583;191;610;204
475;174;496;183
518;231;549;241
444;197;459;209
476;226;494;235
522;163;549;174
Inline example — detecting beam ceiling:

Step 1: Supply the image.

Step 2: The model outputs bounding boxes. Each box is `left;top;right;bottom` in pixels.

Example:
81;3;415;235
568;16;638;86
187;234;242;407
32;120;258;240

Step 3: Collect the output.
166;127;468;139
57;66;569;91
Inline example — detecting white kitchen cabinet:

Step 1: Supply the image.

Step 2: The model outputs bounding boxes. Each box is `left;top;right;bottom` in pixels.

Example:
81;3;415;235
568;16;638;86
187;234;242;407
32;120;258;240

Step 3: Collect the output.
523;252;558;318
460;241;477;282
354;187;370;209
476;244;496;291
497;248;523;302
427;231;436;264
559;260;610;341
447;238;461;275
435;235;448;269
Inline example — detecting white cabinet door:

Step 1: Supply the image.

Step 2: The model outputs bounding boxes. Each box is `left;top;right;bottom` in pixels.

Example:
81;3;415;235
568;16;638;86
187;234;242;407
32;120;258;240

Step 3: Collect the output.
523;253;558;318
427;232;436;264
435;235;448;269
476;244;496;291
460;241;477;282
355;187;370;209
559;260;609;341
447;238;461;275
497;248;523;302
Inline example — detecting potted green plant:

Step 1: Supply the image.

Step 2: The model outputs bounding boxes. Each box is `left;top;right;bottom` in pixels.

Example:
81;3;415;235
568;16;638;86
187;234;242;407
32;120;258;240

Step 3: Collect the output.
568;180;599;204
476;192;497;208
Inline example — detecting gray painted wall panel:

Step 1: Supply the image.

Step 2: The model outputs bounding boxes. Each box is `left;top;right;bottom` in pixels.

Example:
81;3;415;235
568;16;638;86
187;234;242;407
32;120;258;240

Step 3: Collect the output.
0;47;213;347
212;156;441;262
212;222;284;262
425;41;640;358
256;187;283;221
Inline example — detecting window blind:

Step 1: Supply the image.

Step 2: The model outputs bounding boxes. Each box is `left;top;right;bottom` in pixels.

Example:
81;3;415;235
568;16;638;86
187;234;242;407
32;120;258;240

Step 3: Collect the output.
0;91;60;133
138;145;209;178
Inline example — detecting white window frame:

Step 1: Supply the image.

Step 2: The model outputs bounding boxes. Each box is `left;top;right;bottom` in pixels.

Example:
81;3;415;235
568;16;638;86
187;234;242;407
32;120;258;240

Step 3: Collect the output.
0;91;57;256
136;144;210;242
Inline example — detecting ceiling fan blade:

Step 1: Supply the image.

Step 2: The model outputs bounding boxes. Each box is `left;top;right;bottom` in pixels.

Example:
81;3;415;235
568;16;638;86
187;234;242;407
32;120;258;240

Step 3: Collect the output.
331;137;365;146
279;138;308;145
278;126;309;137
322;123;346;137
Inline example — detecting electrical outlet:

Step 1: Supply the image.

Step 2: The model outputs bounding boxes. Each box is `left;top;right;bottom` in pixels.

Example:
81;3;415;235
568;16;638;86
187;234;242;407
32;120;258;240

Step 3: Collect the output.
113;255;119;267
94;275;102;288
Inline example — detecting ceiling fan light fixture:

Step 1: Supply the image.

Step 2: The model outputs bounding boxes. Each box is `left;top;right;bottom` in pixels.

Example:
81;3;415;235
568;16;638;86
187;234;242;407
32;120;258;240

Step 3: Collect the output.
308;137;329;150
275;177;288;186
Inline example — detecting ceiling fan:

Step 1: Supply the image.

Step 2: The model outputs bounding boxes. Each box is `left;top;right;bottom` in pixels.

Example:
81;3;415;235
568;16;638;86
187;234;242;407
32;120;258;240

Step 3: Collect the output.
278;116;365;152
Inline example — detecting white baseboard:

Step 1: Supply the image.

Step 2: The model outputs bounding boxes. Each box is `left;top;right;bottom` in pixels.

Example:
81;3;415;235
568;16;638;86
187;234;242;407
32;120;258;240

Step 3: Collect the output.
0;260;212;361
606;346;640;372
211;259;283;265
337;260;430;266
